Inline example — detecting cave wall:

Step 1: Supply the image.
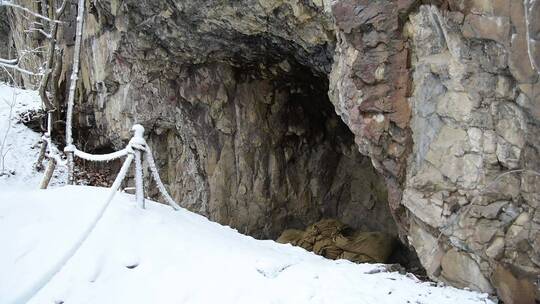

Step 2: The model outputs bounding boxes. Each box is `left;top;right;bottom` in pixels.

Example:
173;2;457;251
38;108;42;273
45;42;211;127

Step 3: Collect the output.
70;0;395;240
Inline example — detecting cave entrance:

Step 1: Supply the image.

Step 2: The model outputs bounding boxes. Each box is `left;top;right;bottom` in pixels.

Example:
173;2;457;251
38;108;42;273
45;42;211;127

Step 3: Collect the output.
156;58;402;244
94;43;421;271
261;64;398;239
239;60;422;270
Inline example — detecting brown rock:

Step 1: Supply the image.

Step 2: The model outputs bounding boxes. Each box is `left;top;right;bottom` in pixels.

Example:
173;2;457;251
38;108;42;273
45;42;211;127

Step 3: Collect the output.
492;264;537;304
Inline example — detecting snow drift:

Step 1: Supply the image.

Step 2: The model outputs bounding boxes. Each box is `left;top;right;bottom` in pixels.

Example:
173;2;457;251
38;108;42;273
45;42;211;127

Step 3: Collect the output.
0;186;494;304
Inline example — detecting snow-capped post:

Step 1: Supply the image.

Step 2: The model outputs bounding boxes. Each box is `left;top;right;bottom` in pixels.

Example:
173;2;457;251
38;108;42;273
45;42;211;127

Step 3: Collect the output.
130;124;146;209
65;0;86;185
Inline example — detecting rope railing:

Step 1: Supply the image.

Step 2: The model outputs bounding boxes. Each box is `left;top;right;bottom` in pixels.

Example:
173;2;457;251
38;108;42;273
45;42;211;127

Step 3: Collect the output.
69;146;128;162
40;123;180;211
29;124;181;304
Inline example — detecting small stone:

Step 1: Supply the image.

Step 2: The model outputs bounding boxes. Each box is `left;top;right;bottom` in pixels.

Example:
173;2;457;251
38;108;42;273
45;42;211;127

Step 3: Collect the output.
496;140;521;169
374;64;385;81
402;189;446;228
473;219;500;244
462;15;510;44
495;76;514;99
467;128;483;153
436;92;477;123
499;203;521;224
486;237;505;259
513;212;530;226
471;201;508;219
466;0;494;15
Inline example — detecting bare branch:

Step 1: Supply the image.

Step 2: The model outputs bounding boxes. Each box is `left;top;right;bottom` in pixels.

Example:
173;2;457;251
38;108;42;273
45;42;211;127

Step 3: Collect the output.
0;61;43;76
0;0;63;24
24;27;52;39
56;0;67;16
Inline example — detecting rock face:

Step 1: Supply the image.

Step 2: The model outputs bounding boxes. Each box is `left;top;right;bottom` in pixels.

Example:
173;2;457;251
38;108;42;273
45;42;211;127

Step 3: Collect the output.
404;3;540;298
2;1;44;87
5;0;540;300
328;0;413;236
325;0;539;299
0;10;13;83
71;0;395;240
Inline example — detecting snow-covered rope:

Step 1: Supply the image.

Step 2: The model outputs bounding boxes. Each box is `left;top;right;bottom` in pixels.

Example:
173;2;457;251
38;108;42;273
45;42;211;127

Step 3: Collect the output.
144;145;181;210
23;153;135;303
65;145;129;162
61;124;181;210
29;124;182;301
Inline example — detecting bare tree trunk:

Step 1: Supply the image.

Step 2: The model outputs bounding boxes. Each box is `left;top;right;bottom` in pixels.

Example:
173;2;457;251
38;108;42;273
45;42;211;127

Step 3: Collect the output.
51;48;63;118
35;0;68;175
65;0;85;185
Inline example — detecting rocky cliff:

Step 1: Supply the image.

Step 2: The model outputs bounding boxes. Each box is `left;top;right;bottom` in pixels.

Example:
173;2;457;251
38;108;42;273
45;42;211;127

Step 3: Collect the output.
6;0;540;301
0;10;12;83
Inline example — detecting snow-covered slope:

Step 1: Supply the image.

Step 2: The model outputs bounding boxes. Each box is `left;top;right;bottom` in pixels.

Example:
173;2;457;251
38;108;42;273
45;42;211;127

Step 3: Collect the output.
0;186;494;304
0;84;65;190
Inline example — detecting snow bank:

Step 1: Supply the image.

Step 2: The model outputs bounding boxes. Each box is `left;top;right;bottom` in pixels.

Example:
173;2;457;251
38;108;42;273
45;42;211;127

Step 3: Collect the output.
0;186;494;304
0;83;66;190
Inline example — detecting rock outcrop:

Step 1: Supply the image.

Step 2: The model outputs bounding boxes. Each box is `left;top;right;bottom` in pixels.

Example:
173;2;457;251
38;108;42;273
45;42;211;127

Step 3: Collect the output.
404;3;540;299
0;10;10;79
70;0;396;240
324;0;540;300
5;0;539;300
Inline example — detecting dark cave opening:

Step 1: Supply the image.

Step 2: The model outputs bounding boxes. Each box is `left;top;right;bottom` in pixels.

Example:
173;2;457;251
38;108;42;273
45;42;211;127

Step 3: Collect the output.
228;58;424;272
250;61;398;237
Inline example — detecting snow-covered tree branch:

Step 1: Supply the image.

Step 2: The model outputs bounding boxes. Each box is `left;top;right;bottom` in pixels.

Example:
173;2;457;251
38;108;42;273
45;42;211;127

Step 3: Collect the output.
0;0;62;24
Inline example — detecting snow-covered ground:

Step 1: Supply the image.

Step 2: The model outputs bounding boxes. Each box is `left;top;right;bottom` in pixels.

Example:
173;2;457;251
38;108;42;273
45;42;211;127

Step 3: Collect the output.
0;83;66;190
0;83;495;304
0;187;494;304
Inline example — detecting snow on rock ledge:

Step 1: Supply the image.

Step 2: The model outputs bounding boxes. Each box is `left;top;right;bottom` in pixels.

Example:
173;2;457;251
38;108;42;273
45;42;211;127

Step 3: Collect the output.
0;186;493;304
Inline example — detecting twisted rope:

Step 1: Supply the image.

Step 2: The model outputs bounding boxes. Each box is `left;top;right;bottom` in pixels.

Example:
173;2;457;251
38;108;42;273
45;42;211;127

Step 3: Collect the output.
60;124;181;210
